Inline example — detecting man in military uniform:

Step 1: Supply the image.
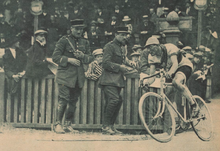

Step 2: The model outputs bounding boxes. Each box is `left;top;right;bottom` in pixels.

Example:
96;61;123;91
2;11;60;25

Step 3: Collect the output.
52;19;93;134
99;26;133;135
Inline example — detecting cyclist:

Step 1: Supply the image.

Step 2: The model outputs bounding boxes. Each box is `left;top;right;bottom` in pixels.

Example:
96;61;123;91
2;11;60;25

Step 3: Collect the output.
140;36;199;117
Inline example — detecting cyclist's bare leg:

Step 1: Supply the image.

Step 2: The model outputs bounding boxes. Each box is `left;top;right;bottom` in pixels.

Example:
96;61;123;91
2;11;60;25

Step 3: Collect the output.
172;72;195;105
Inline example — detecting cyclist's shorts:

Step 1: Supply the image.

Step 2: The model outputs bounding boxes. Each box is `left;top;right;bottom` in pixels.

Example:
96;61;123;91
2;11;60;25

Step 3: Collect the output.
174;65;192;81
165;66;192;83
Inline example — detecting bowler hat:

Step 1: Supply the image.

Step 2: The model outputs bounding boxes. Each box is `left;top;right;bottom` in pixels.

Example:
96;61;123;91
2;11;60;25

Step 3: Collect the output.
70;19;85;27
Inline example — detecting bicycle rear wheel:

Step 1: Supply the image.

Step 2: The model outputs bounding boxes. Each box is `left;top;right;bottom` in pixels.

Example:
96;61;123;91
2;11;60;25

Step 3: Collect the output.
191;95;213;141
139;92;175;143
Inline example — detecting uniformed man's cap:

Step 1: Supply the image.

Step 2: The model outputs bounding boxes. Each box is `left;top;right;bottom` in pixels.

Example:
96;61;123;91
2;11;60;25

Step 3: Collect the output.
70;19;85;27
92;49;103;56
115;26;129;34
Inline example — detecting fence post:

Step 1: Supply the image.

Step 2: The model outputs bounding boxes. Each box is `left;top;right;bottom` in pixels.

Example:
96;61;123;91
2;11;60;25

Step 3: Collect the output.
0;71;4;123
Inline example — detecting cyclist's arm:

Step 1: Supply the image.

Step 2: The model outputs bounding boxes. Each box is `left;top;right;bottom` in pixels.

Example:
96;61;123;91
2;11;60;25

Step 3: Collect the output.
146;64;156;85
167;55;178;77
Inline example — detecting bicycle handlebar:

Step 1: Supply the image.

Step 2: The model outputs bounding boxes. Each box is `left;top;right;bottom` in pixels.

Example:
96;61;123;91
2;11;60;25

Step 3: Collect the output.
142;69;165;80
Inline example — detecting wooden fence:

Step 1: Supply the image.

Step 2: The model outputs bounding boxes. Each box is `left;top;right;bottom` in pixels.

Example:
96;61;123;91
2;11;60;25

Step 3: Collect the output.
0;72;150;130
0;71;212;130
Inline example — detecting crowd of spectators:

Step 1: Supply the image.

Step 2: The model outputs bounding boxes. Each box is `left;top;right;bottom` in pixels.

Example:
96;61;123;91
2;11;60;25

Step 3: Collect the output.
0;0;218;54
0;0;218;101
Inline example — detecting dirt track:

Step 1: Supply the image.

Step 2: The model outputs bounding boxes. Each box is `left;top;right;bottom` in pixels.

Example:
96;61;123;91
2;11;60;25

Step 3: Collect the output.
0;94;220;151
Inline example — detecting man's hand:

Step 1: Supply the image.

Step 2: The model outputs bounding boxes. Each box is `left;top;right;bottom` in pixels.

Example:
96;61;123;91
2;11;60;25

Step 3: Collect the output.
68;58;81;66
120;65;133;73
74;50;84;59
12;75;20;82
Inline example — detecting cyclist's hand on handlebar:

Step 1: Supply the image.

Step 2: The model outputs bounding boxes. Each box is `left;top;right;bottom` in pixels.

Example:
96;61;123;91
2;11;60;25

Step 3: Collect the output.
165;71;172;79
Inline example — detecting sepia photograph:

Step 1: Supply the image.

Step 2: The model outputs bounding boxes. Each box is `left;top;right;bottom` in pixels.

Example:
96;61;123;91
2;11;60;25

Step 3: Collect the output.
0;0;219;150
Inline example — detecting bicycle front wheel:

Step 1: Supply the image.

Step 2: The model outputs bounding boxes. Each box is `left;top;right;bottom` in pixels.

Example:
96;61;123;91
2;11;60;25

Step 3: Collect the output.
139;92;175;143
191;95;213;141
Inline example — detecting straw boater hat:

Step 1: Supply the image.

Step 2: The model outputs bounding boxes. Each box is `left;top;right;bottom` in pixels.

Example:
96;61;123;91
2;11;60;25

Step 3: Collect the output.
122;16;131;22
34;29;48;35
132;44;142;51
143;15;148;19
130;52;140;57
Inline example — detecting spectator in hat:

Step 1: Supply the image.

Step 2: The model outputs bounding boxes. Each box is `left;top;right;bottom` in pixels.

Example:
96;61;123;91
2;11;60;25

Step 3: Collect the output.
160;7;169;18
138;15;155;47
149;8;157;25
88;20;101;52
99;26;134;135
188;52;211;103
130;51;141;72
85;48;103;80
105;15;119;42
0;13;12;39
113;5;124;24
174;6;184;17
25;29;51;79
122;16;132;34
182;46;194;61
132;44;142;53
52;19;93;134
3;32;27;94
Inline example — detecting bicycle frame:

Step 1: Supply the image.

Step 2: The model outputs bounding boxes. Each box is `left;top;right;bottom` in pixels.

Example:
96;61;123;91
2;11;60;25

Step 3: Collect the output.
152;69;204;123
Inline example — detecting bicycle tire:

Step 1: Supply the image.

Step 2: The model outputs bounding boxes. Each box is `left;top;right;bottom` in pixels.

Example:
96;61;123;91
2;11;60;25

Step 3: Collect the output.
139;92;175;143
191;95;213;141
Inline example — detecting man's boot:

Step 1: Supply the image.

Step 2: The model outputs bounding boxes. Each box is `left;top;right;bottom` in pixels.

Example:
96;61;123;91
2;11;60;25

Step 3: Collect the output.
102;126;116;135
54;123;65;134
111;125;123;134
63;121;79;133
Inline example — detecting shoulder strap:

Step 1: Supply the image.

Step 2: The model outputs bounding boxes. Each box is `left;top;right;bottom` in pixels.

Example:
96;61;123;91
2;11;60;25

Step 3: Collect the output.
65;36;76;53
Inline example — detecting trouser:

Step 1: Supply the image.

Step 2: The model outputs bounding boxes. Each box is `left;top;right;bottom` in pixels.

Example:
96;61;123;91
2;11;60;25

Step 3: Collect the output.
56;83;82;124
102;85;123;127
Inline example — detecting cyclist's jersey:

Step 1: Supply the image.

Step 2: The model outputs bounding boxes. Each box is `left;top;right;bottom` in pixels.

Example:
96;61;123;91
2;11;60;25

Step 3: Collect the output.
148;43;193;71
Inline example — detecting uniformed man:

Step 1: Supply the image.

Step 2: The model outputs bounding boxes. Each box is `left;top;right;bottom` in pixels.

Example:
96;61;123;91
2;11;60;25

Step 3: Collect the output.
52;19;93;134
99;26;133;135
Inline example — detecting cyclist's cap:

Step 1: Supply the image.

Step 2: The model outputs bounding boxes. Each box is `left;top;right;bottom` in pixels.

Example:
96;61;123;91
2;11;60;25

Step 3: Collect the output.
145;36;160;47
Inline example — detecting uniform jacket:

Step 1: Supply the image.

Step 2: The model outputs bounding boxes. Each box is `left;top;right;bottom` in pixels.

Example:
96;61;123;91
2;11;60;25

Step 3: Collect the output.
52;35;93;88
99;39;126;87
3;48;27;78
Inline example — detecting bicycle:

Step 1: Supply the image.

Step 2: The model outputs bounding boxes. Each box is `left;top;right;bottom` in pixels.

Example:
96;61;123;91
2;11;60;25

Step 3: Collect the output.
138;69;213;143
